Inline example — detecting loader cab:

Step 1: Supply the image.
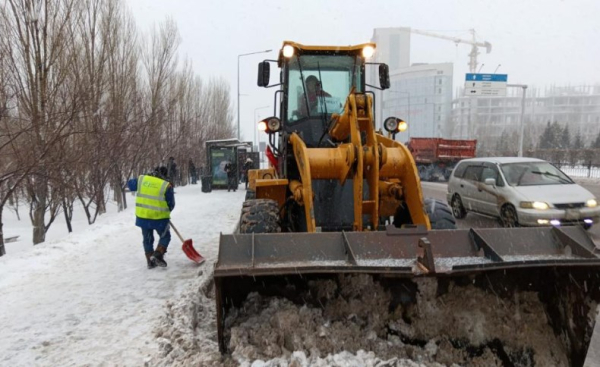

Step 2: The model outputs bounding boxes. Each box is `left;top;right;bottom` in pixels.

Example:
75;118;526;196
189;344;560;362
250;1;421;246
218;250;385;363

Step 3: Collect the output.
257;42;388;147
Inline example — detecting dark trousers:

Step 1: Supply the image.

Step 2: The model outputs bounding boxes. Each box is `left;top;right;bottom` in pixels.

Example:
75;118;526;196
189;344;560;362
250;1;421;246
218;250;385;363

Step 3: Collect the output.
227;175;237;191
141;226;171;253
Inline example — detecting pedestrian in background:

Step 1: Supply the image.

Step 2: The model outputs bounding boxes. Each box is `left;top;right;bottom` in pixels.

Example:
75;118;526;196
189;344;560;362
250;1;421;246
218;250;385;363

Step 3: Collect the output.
242;158;253;189
224;161;237;192
189;159;197;184
167;157;178;187
127;166;175;269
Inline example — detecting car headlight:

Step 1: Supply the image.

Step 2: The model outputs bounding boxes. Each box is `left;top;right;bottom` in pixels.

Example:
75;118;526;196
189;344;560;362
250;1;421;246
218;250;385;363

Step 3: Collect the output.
587;199;597;208
520;201;549;210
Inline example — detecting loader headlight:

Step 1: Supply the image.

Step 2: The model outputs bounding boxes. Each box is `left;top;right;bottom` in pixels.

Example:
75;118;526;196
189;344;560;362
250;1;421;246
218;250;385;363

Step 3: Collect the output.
362;45;375;59
266;117;281;133
383;117;406;133
587;199;597;208
259;116;281;134
282;45;295;58
520;201;549;210
383;117;398;132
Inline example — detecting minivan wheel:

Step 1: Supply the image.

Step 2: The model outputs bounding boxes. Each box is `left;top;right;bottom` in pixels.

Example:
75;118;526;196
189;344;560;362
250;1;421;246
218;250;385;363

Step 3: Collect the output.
451;195;467;219
500;205;519;227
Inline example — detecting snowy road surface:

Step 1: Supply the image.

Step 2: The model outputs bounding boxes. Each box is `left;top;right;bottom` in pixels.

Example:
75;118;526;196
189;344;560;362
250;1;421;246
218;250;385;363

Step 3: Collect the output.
0;184;245;366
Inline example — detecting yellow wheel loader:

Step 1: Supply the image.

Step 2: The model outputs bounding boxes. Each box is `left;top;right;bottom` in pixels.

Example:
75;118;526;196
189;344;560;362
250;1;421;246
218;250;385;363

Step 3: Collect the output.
214;42;600;365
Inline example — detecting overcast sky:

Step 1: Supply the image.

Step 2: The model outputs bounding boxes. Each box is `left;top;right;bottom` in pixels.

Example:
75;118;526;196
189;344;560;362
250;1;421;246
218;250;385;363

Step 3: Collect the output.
125;0;600;144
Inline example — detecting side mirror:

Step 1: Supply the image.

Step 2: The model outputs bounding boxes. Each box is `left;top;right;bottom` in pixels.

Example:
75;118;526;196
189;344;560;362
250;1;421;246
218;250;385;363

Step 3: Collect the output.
379;64;390;90
257;61;270;87
484;178;496;186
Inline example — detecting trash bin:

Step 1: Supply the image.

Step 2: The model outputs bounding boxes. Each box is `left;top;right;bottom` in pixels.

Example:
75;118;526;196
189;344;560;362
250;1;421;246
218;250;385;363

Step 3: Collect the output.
201;175;212;193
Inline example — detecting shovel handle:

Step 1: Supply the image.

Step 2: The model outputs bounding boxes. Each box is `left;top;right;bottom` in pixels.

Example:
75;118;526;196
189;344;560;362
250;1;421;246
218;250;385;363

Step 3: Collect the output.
169;220;185;243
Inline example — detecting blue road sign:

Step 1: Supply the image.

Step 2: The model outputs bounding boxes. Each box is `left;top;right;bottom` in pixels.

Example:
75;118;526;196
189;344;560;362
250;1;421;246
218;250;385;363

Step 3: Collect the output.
465;73;508;82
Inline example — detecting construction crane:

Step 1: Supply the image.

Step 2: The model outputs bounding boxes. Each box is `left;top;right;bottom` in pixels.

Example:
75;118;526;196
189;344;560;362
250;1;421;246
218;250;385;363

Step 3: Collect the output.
410;28;491;73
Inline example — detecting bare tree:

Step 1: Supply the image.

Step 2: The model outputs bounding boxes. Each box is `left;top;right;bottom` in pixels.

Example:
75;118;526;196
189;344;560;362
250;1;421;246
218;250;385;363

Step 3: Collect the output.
0;0;82;244
0;0;236;254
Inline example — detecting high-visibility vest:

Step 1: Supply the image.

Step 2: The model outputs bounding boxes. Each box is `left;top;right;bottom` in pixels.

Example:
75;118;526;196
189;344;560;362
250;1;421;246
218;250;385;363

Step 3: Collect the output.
135;175;171;220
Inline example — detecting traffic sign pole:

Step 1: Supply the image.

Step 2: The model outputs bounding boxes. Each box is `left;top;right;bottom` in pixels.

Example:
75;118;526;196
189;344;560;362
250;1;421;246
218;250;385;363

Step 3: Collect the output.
507;84;528;157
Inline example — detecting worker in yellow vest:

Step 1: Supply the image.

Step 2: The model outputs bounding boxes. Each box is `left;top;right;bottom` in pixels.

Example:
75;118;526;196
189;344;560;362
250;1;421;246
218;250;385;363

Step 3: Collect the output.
127;166;175;269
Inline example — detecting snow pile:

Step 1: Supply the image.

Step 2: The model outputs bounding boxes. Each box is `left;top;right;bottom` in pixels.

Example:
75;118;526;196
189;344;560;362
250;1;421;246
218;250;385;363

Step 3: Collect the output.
224;275;568;366
148;273;225;367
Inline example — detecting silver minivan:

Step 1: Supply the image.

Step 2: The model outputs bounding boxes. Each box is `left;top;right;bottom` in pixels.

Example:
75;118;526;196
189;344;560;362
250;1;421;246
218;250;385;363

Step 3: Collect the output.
446;157;600;228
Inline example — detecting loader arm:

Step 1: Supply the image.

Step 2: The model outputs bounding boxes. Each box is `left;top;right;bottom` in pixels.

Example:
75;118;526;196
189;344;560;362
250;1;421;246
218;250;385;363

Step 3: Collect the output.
291;91;429;231
376;134;430;227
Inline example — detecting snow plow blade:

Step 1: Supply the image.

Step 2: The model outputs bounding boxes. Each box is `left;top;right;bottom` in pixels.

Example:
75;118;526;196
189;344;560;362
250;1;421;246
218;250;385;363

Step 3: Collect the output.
214;225;600;365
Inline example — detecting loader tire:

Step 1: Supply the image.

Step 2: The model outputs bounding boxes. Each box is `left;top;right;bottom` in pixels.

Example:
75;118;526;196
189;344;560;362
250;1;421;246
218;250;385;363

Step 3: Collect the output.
245;190;256;200
240;199;281;234
425;198;456;230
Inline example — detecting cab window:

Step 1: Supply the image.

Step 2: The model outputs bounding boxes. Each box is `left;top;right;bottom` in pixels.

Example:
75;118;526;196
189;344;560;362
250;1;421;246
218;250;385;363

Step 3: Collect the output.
286;54;362;123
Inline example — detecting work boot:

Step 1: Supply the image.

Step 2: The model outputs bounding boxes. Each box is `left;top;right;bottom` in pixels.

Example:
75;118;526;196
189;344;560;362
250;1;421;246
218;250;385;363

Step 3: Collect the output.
151;245;168;267
145;252;157;269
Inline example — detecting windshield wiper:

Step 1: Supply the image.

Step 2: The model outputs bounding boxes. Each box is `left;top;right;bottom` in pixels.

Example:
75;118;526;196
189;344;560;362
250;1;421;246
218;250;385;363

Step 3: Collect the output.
297;56;310;117
530;170;573;184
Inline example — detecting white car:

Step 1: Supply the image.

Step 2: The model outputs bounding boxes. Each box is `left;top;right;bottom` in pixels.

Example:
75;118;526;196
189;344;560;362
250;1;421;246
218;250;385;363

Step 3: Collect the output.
446;157;600;229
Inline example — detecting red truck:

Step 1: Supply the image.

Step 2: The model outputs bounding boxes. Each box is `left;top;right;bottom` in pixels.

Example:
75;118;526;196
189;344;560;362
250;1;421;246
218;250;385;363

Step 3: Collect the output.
407;138;477;181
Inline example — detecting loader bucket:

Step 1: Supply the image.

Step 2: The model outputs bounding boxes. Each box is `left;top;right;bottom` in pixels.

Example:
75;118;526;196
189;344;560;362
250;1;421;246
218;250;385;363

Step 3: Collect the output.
214;226;600;366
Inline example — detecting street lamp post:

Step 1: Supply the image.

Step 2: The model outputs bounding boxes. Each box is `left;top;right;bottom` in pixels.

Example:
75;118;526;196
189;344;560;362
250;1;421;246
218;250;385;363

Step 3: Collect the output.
237;49;272;140
254;105;270;150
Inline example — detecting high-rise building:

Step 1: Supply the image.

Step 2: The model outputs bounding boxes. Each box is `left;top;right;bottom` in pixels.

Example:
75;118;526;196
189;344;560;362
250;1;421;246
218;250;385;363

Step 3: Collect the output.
370;27;411;72
369;28;454;139
450;85;600;146
383;63;453;142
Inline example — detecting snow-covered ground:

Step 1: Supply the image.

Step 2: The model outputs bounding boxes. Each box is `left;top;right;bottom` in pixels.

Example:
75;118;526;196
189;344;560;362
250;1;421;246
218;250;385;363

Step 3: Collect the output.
0;184;245;366
3;181;600;366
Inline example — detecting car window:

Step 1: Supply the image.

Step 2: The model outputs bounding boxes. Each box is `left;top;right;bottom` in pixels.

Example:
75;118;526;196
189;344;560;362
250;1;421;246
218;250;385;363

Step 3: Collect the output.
482;163;504;187
463;165;483;182
500;162;574;186
452;162;467;178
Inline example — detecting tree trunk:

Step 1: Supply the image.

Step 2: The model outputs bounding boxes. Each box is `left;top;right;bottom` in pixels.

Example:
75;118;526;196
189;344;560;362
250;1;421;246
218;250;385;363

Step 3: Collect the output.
0;207;5;256
121;185;128;210
31;180;48;245
97;189;106;215
62;198;73;233
114;182;124;212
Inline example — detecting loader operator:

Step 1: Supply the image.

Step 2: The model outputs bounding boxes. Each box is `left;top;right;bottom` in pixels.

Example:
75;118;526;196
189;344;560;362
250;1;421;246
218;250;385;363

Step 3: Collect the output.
127;166;175;269
298;75;331;117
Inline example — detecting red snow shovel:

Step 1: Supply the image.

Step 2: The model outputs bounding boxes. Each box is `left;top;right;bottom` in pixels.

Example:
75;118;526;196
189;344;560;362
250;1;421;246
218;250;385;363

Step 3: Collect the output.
170;221;205;264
